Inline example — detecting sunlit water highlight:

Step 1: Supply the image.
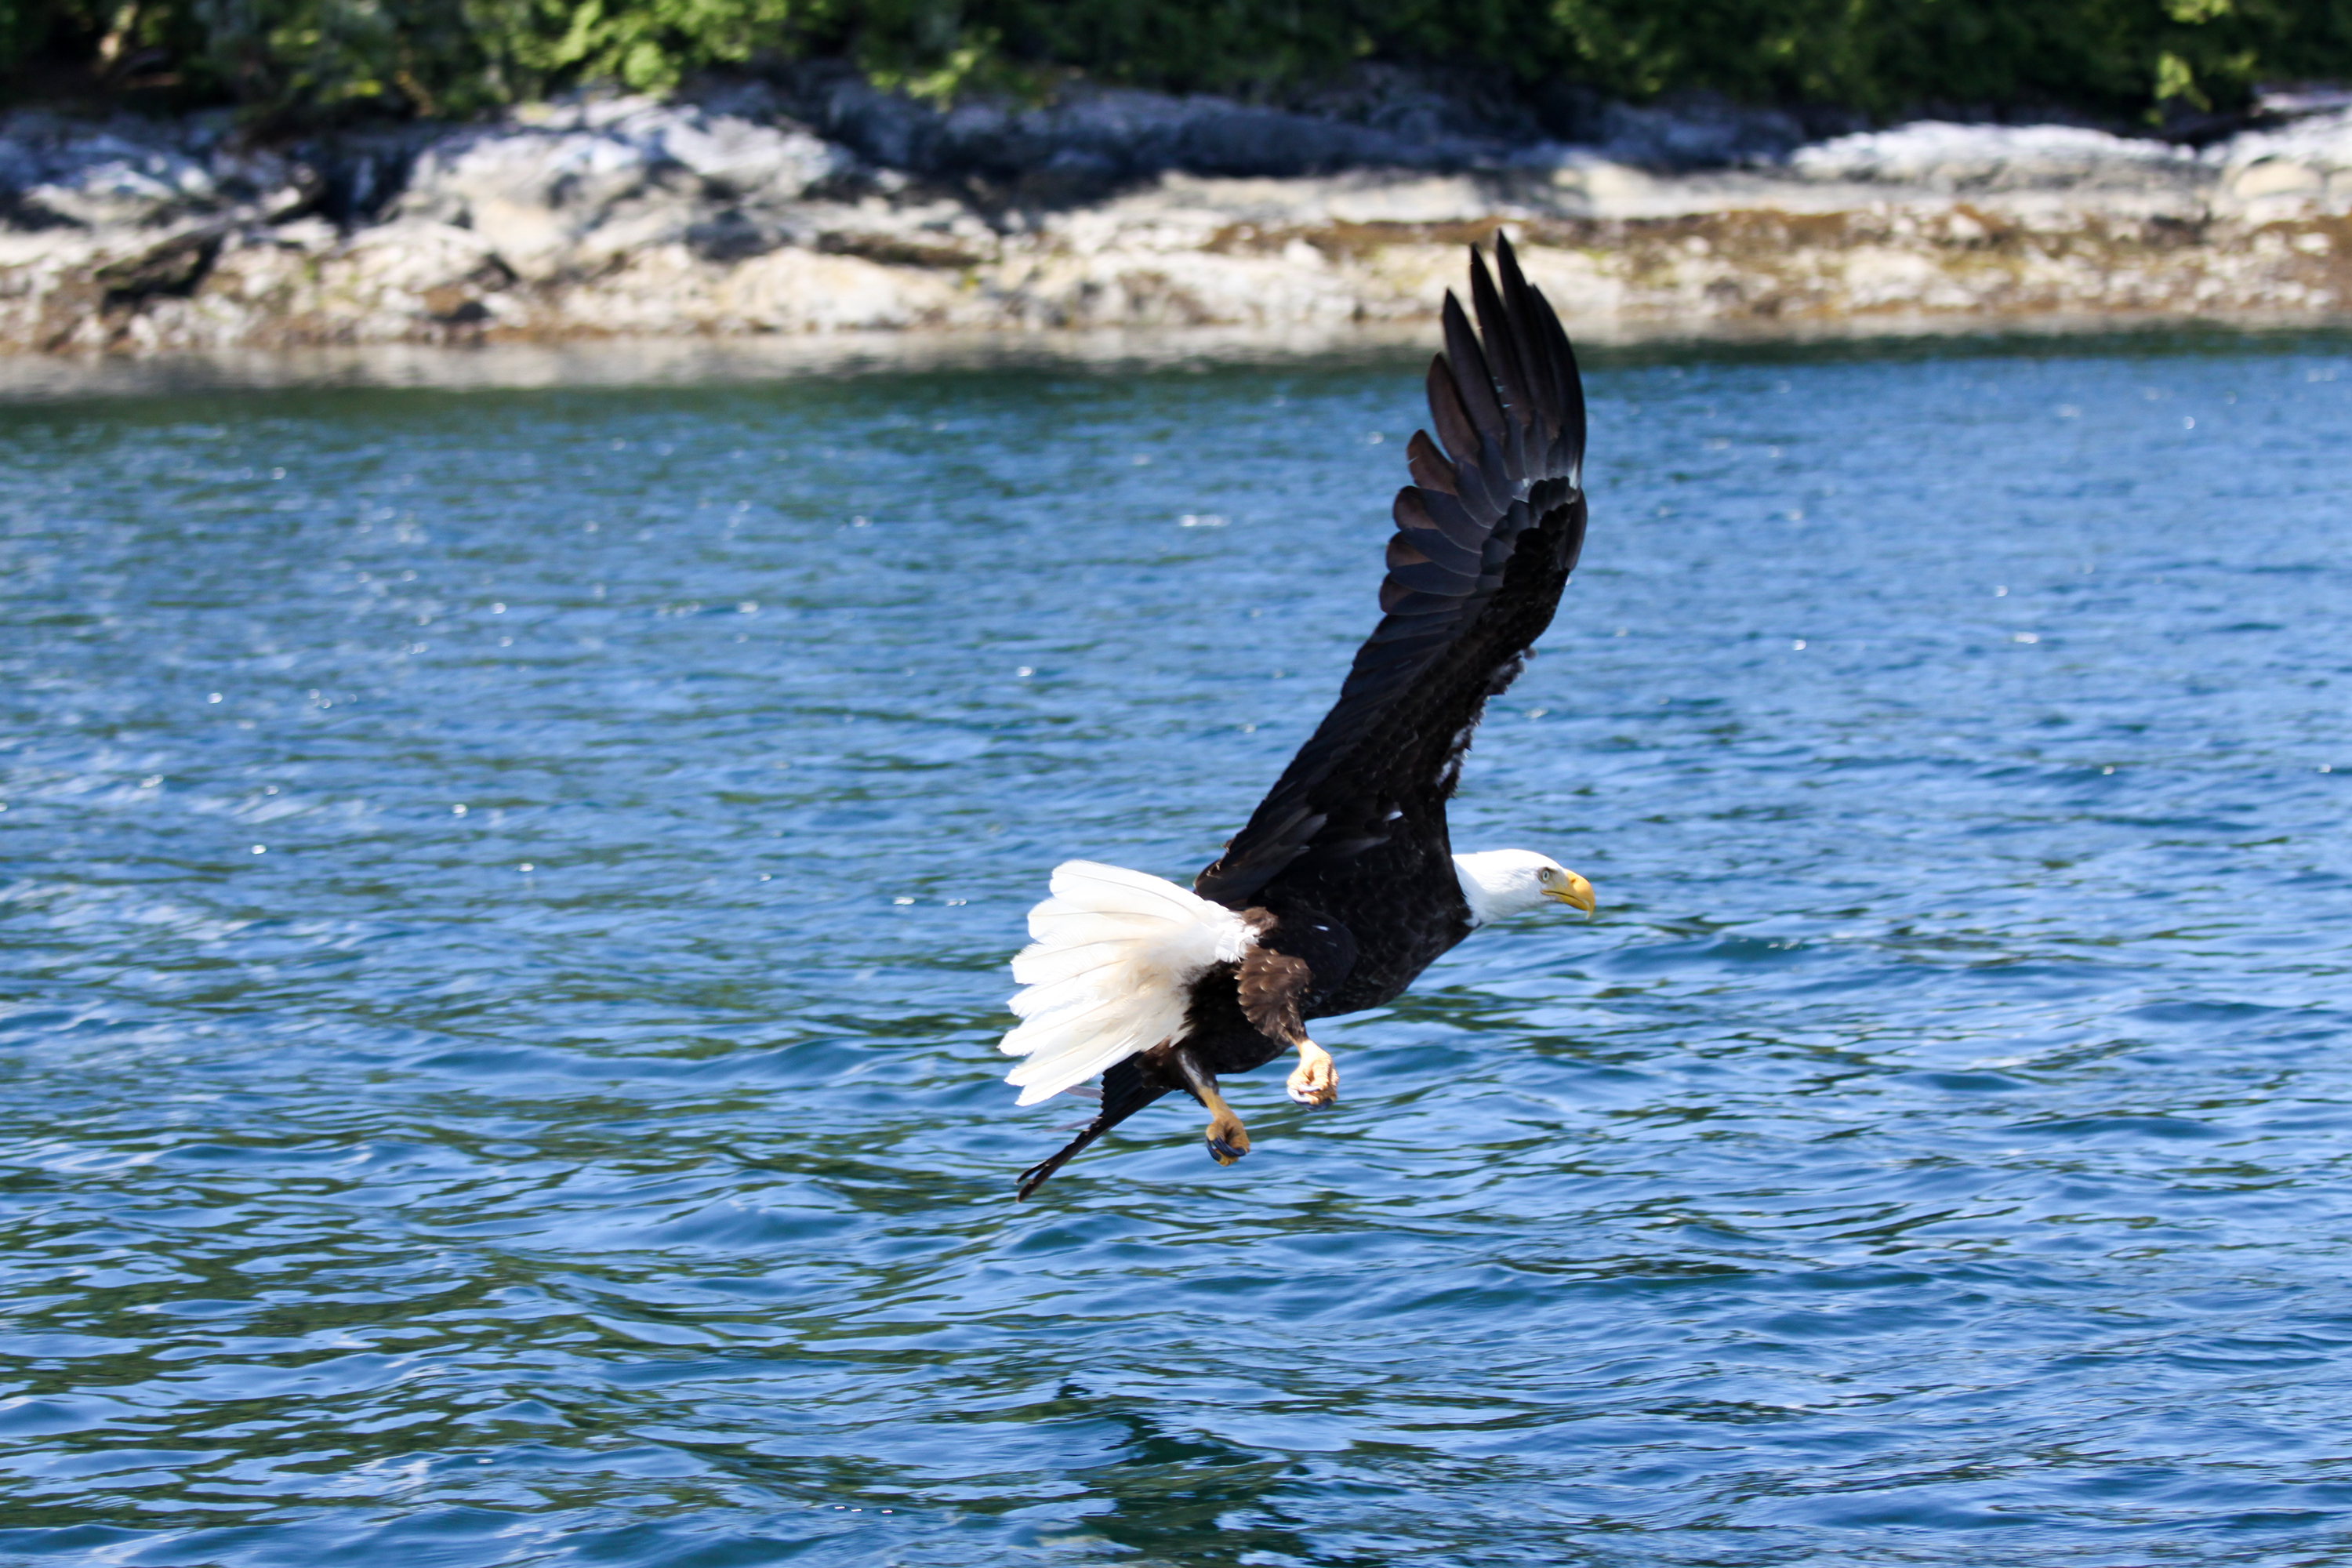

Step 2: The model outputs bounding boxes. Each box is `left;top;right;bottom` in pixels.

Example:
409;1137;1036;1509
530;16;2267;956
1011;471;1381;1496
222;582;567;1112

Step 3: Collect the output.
2;331;2350;1566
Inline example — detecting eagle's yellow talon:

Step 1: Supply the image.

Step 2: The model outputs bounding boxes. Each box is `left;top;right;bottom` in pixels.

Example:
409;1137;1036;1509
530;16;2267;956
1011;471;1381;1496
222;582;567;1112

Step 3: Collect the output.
1286;1040;1338;1106
1205;1110;1250;1164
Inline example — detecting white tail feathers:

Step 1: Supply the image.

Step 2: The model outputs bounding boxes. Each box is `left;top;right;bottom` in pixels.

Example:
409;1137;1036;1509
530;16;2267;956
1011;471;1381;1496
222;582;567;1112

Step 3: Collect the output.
1000;860;1254;1106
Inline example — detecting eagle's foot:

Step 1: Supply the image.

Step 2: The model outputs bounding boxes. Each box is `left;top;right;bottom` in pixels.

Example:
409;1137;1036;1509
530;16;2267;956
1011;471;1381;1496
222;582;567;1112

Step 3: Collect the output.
1286;1040;1338;1107
1205;1109;1251;1166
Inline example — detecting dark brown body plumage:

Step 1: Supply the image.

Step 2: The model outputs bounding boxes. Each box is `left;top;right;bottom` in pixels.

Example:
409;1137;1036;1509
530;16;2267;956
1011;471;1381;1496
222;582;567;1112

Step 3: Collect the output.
1016;235;1589;1199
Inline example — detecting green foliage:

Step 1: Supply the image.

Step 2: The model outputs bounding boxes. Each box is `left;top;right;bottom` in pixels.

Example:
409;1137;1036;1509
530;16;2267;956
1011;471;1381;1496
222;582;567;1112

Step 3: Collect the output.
4;0;2350;125
466;0;818;100
916;0;2352;122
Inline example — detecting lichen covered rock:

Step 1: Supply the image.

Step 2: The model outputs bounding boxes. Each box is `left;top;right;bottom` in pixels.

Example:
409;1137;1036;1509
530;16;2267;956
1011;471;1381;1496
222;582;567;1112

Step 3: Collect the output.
2;92;2348;357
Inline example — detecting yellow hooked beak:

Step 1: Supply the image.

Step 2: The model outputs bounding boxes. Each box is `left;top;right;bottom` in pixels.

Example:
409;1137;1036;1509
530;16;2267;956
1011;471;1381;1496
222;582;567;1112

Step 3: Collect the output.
1545;872;1597;917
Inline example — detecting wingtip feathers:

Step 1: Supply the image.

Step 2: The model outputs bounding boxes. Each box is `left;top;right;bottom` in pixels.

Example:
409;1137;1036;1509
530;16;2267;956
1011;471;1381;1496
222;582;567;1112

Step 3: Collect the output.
1419;233;1584;491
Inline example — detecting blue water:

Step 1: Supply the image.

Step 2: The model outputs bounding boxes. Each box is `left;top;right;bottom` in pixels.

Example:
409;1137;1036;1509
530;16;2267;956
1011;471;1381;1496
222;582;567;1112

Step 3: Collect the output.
2;330;2349;1566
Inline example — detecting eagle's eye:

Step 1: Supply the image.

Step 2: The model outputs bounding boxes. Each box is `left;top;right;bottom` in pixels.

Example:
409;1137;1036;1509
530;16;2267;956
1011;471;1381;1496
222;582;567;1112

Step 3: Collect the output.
1537;866;1557;884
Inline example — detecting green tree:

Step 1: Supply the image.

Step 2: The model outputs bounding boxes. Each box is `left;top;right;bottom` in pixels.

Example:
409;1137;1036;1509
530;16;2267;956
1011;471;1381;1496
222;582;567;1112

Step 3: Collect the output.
5;0;2350;126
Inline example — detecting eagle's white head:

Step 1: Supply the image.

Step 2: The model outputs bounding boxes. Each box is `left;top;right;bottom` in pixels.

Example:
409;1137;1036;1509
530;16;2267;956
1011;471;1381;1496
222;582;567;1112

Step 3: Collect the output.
1452;849;1596;927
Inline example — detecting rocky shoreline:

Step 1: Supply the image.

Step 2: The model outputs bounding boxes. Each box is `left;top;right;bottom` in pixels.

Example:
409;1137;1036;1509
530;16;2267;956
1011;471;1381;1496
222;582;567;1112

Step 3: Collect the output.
4;79;2350;358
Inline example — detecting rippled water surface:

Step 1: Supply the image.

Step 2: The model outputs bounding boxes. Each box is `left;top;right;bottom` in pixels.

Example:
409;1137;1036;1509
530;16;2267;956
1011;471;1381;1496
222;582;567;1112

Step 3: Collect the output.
4;330;2350;1566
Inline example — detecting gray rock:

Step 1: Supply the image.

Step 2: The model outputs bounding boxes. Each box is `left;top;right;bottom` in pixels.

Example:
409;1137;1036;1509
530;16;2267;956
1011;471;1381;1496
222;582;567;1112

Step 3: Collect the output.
775;69;1509;191
398;96;851;214
389;96;855;274
0;108;314;230
685;207;780;262
1597;96;1808;169
5;80;2350;358
1788;121;2200;192
2211;107;2352;216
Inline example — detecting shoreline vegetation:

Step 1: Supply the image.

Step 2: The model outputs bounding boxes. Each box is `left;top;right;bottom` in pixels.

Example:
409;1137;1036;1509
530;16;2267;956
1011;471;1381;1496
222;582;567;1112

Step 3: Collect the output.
10;0;2352;129
3;3;2351;358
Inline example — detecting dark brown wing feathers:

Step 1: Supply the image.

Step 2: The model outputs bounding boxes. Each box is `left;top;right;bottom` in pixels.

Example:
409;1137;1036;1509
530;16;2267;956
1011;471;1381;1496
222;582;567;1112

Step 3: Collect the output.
1194;234;1588;913
1236;949;1314;1045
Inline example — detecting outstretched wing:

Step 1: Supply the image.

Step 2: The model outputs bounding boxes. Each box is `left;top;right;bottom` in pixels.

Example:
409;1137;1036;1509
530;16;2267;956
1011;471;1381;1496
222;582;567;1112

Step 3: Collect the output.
1195;234;1588;909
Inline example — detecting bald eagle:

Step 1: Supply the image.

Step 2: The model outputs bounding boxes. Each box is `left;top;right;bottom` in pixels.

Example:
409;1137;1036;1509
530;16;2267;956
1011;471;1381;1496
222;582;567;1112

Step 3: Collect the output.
1003;235;1594;1199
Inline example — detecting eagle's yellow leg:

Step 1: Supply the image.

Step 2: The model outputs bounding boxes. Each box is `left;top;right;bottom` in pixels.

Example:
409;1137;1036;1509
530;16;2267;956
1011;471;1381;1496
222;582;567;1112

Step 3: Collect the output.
1174;1051;1250;1165
1286;1039;1338;1107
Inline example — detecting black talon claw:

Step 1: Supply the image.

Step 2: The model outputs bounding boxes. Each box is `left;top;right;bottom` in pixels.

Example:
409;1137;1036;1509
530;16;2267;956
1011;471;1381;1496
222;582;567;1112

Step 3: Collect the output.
1207;1137;1247;1165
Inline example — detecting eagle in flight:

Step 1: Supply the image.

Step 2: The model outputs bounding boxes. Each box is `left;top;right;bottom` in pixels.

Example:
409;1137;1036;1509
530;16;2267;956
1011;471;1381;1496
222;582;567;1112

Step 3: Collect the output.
1001;235;1595;1199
